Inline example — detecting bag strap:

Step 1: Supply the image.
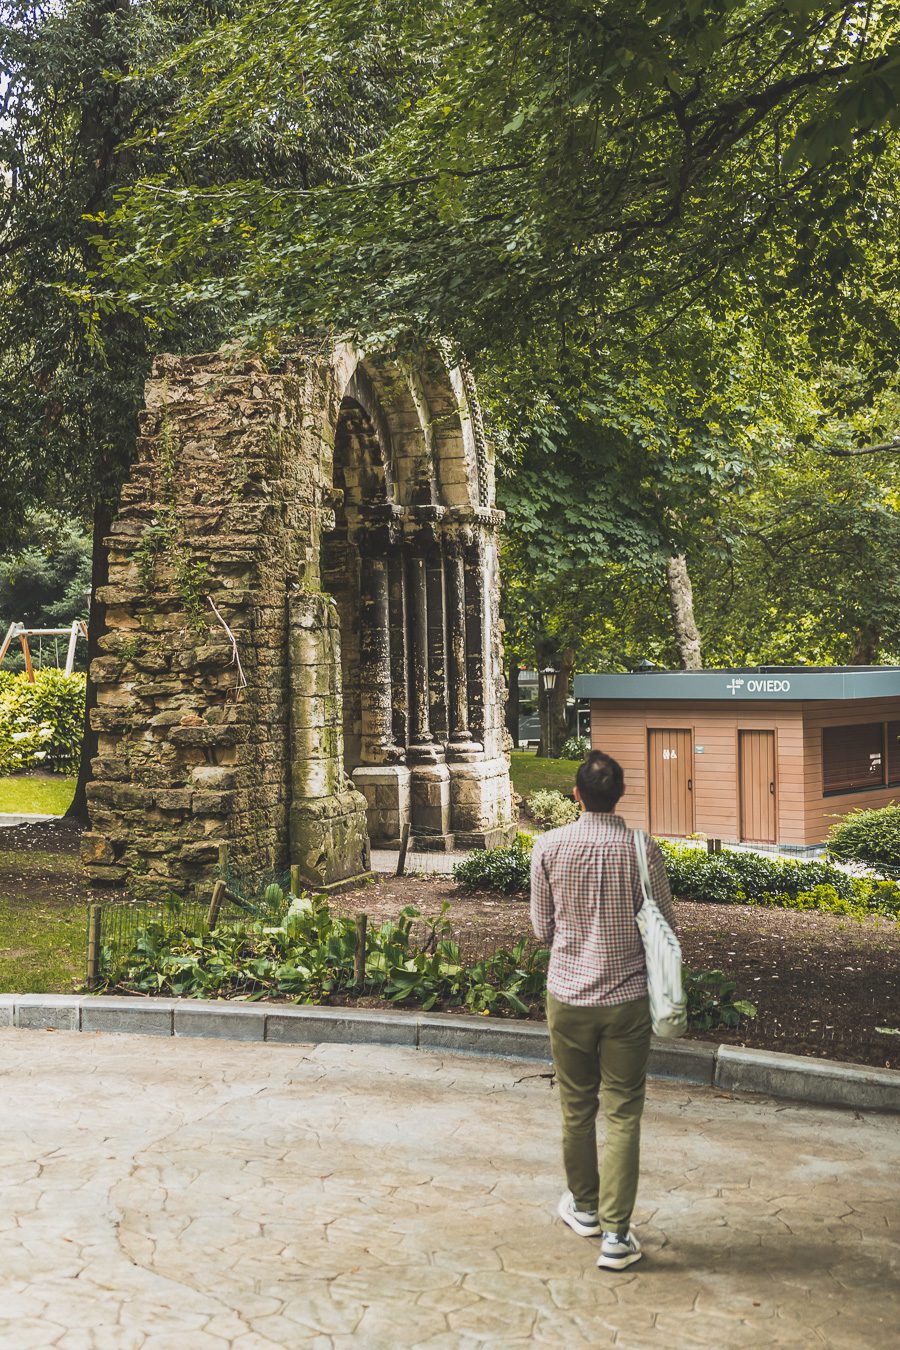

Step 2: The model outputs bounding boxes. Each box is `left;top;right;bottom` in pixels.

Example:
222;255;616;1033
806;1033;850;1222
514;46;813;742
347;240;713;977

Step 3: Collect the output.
633;829;653;906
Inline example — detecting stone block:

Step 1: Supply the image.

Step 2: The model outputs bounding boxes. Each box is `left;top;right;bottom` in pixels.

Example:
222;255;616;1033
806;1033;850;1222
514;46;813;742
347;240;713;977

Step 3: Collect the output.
179;841;221;864
16;997;81;1031
80;833;115;866
191;766;236;790
715;1045;900;1111
417;1015;551;1062
648;1038;717;1085
84;864;127;885
154;789;193;812
90;656;123;683
0;996;14;1027
174;1003;266;1041
169;724;244;747
265;1006;417;1047
191;790;233;816
81;1000;174;1037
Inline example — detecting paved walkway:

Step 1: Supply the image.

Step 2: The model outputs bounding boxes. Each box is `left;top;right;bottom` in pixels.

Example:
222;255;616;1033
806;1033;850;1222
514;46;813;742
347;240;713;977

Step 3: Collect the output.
1;1032;896;1349
371;848;467;875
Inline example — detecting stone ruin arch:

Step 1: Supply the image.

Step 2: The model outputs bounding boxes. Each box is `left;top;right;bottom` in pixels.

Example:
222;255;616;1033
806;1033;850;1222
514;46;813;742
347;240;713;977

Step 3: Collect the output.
83;341;514;896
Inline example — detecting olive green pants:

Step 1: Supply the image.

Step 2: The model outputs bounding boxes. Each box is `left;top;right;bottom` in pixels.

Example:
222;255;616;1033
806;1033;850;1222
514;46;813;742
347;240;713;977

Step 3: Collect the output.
546;993;652;1230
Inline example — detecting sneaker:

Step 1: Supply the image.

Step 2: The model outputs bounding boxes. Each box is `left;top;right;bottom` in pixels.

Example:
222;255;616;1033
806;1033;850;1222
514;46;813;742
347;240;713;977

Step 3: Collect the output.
597;1228;642;1270
557;1190;602;1238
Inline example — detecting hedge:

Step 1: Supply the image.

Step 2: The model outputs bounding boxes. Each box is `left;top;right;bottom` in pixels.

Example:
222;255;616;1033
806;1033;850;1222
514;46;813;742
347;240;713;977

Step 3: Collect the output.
0;669;85;774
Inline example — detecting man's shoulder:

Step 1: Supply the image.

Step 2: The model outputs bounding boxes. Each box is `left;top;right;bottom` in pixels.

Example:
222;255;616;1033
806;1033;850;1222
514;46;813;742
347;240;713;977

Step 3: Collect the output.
532;818;585;856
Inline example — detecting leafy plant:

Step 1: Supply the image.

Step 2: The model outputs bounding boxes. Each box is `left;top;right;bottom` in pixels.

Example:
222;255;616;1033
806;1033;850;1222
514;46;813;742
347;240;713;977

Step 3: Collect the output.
454;842;532;895
98;890;754;1032
0;670;85;773
827;805;900;871
684;969;757;1030
559;735;589;760
524;788;579;830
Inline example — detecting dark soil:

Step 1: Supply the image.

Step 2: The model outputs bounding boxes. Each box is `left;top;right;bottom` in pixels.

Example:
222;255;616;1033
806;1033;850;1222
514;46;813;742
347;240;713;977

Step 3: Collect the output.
331;874;900;1071
2;820;898;1070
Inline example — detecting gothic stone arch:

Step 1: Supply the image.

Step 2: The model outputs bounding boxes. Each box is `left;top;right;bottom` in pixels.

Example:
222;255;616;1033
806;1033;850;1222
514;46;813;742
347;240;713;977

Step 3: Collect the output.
83;342;514;895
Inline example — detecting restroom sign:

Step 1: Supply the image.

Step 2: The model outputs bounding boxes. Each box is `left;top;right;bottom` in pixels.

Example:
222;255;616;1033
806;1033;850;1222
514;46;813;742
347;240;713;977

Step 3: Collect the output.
662;748;677;759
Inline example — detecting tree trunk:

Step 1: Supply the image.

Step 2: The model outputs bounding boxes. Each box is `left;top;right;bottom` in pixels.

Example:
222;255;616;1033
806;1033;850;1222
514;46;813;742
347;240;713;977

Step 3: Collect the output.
505;658;520;745
665;554;703;670
65;499;111;822
850;625;879;665
537;648;574;758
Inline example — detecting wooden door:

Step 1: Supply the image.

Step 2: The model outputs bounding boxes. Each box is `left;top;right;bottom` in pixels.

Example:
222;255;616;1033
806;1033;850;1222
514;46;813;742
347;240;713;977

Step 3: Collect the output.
648;729;694;837
739;730;777;844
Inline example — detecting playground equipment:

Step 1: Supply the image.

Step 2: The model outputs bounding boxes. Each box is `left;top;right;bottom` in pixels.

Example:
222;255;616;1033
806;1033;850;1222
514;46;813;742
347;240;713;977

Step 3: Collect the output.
0;619;88;681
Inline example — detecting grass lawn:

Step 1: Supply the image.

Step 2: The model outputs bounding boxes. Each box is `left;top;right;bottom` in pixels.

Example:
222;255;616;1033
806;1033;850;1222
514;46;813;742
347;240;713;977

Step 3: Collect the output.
0;774;77;816
509;751;581;798
0;841;85;993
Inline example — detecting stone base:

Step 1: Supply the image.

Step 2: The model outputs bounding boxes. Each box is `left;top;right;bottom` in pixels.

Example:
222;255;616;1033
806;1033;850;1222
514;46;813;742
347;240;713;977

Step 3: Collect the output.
454;825;518;850
410;763;451;837
408;832;457;853
351;764;411;845
448;756;513;837
290;785;371;889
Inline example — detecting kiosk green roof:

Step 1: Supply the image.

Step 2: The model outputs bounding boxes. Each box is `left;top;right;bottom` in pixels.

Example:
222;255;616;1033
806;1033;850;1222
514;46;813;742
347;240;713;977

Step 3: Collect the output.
573;666;900;703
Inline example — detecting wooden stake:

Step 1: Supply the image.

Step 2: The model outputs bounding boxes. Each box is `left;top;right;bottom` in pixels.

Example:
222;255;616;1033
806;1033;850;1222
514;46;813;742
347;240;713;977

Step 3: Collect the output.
396;821;411;878
86;905;102;989
207;879;226;931
354;912;368;991
290;863;302;897
218;841;229;870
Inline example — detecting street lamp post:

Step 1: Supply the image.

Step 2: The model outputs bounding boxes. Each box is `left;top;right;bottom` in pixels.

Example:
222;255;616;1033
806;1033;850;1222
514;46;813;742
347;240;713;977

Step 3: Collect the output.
540;666;559;757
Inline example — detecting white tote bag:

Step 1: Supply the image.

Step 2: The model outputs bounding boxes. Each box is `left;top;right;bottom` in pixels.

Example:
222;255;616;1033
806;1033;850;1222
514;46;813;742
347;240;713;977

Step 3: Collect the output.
633;831;687;1040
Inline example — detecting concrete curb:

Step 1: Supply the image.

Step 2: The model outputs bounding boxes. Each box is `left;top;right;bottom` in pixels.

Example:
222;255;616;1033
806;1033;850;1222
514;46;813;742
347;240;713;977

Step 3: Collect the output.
1;993;897;1112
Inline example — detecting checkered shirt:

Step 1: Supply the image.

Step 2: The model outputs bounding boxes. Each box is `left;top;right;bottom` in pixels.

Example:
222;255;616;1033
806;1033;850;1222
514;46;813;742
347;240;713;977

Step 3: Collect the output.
530;811;678;1007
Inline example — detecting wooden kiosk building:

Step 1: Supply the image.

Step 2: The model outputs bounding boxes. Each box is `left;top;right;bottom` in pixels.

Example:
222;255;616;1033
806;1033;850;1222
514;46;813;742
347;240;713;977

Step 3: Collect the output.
574;667;900;849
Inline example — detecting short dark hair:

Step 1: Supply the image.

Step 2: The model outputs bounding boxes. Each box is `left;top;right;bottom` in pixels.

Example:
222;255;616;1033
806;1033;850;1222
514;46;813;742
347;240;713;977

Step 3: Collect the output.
575;750;624;812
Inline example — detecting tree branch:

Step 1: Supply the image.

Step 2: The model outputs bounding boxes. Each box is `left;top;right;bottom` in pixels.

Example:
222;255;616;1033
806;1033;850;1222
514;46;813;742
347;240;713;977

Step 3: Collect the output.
821;438;900;457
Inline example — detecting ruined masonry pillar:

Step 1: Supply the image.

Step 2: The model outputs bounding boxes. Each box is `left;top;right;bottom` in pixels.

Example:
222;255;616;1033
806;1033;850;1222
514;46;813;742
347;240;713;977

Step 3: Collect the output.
351;551;410;845
406;543;451;845
289;591;371;887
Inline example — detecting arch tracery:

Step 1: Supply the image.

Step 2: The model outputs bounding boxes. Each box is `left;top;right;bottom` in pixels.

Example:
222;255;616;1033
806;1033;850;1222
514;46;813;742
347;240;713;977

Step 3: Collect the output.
85;342;513;895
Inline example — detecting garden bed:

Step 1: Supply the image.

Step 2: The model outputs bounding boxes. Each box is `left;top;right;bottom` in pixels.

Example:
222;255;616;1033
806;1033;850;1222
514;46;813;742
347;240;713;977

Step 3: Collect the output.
0;819;897;1070
330;874;900;1071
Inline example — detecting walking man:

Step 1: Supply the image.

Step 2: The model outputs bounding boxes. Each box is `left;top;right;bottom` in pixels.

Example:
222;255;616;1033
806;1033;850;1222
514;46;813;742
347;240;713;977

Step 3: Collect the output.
530;749;677;1270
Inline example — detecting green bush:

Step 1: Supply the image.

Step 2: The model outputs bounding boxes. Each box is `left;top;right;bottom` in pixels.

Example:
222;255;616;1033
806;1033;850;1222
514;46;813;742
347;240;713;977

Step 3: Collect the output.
657;839;898;920
657;839;855;903
525;788;579;829
559;734;589;760
454;841;532;894
0;669;85;773
827;805;900;871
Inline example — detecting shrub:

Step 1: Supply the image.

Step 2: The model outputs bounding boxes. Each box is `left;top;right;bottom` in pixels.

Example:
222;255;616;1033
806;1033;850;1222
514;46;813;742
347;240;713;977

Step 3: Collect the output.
657;839;855;904
0;669;85;774
827;805;900;871
454;841;532;894
525;788;579;829
99;893;754;1030
559;734;589;760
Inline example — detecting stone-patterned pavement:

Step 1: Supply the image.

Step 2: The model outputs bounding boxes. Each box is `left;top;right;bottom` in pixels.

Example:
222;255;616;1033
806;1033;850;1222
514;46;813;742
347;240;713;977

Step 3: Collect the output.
0;1030;896;1349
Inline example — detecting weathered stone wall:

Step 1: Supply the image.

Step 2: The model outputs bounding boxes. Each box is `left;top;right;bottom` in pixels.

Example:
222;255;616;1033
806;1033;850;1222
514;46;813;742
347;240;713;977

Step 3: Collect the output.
84;342;513;896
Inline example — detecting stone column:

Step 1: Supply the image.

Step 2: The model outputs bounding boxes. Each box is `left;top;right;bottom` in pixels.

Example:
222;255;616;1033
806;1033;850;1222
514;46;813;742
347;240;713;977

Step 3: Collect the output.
358;553;396;764
407;549;436;758
447;525;514;848
406;536;451;843
446;536;482;759
352;544;410;844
